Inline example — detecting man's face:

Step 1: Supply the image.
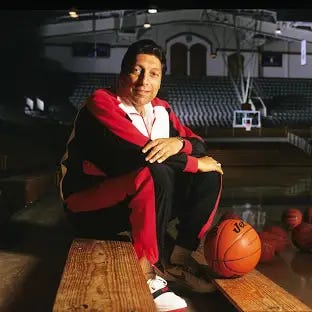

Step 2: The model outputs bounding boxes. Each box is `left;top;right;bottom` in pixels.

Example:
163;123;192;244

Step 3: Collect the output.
119;53;162;111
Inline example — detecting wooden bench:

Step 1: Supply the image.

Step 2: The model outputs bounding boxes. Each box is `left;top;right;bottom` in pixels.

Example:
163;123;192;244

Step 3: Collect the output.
53;238;157;312
54;238;312;312
213;269;312;312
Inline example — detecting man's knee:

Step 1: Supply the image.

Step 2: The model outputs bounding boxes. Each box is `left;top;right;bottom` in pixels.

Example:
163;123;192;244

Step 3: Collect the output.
199;171;222;190
148;163;175;191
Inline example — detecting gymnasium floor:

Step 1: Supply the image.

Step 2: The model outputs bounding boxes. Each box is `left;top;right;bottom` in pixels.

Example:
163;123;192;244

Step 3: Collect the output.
0;165;311;312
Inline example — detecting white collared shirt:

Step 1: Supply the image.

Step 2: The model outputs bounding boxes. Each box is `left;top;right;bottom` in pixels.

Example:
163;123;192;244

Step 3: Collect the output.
118;98;169;139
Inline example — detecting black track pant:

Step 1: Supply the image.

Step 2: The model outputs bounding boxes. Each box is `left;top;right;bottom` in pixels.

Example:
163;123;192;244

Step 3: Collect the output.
65;163;222;264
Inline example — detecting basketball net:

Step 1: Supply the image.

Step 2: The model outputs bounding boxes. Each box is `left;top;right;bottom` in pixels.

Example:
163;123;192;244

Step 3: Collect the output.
245;123;251;131
243;117;252;131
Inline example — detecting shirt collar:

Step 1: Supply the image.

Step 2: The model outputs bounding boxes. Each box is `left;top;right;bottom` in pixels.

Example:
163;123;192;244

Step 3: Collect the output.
118;96;153;116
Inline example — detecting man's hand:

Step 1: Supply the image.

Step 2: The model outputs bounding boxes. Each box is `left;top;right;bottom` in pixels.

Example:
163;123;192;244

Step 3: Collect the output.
197;156;223;175
142;137;183;163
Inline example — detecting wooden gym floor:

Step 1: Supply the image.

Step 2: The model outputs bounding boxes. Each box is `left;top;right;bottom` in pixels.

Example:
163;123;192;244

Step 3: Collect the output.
0;165;311;312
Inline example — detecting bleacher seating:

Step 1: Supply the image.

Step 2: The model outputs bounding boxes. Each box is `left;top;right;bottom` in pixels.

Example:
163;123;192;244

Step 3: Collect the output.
67;74;312;128
162;76;242;127
68;73;118;108
254;78;312;127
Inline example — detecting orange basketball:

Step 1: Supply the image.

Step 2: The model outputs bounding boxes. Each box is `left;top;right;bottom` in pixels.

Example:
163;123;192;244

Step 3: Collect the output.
263;225;290;252
258;231;278;250
291;222;312;252
259;238;276;263
264;225;289;241
204;219;261;278
282;208;303;230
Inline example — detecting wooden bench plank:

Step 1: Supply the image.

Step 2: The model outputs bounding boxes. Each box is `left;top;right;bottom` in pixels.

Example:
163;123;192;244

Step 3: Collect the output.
213;269;312;312
53;239;157;312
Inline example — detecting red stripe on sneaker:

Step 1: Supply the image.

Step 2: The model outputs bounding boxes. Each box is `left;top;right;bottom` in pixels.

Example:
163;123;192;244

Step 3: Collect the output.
152;287;171;299
161;286;169;293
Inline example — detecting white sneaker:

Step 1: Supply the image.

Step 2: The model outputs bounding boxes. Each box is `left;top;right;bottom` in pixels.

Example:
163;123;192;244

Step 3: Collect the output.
147;275;187;312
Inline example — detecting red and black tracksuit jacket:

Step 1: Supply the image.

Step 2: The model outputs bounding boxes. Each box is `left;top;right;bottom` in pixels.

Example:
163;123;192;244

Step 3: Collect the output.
60;88;221;264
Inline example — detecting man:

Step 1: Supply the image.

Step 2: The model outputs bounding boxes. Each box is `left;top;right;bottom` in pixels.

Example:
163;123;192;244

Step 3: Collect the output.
60;39;223;312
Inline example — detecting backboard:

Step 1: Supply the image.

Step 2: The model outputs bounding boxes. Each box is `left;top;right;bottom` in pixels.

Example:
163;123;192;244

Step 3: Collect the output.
233;110;261;130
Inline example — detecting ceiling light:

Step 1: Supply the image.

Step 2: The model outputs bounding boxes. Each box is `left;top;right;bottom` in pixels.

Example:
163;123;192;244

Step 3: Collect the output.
143;22;151;28
143;15;151;28
275;27;282;35
148;8;157;14
69;8;79;18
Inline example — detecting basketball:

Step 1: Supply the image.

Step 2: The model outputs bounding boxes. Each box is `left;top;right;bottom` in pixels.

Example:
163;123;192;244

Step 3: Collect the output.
264;225;288;240
263;225;290;252
303;207;312;224
291;222;312;252
259;238;276;263
204;219;261;278
258;231;278;249
282;208;303;230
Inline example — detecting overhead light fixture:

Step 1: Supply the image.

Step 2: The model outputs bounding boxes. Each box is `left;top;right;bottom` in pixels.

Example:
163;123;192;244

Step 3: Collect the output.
143;15;151;28
275;22;282;35
69;8;79;18
143;21;151;28
148;8;157;14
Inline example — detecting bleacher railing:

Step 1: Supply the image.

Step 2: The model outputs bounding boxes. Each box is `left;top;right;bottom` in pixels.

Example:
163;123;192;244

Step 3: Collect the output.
287;132;312;156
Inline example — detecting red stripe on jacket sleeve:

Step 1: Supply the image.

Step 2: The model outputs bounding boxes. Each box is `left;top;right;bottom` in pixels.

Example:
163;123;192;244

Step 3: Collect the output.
87;89;149;147
180;139;192;154
183;156;198;173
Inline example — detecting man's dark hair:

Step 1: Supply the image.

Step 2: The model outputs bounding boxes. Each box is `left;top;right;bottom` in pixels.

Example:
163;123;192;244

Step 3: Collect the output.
120;39;167;75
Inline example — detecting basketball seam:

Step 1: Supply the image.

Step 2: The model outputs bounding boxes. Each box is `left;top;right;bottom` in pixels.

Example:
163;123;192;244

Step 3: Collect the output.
224;248;261;263
223;225;254;259
223;248;261;275
214;220;246;276
210;247;261;275
215;220;228;264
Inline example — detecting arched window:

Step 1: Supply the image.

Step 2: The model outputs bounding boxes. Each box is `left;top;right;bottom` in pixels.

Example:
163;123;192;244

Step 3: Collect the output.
170;43;187;76
190;43;207;77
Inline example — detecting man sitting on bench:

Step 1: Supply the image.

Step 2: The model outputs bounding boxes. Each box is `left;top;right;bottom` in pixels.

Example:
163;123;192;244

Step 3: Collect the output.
59;39;223;312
